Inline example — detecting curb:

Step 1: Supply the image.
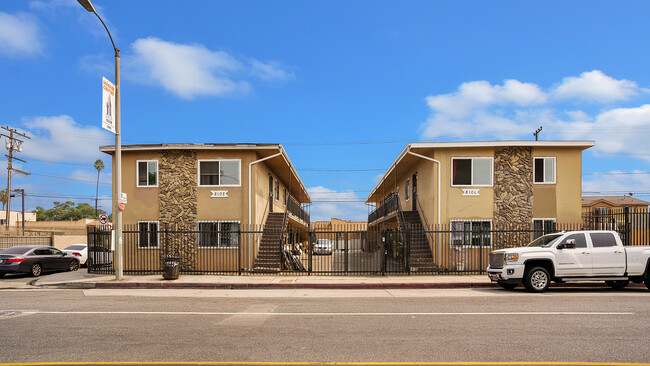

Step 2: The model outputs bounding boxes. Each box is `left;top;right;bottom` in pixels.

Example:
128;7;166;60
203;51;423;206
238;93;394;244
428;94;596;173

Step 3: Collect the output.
92;281;647;290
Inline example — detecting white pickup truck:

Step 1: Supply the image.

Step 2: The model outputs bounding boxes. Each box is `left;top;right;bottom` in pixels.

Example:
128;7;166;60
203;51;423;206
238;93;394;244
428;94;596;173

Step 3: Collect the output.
487;230;650;292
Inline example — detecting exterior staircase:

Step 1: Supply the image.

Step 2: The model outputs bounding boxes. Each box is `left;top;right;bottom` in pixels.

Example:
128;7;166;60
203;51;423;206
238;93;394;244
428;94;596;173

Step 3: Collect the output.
252;212;284;272
400;211;436;272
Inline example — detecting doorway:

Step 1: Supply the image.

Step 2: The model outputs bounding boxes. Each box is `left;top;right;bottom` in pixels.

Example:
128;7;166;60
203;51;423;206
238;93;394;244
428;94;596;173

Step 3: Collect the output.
412;173;418;211
268;175;274;213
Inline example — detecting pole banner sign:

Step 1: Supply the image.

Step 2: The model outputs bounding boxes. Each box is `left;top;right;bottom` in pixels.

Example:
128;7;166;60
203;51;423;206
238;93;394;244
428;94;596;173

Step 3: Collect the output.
102;77;116;134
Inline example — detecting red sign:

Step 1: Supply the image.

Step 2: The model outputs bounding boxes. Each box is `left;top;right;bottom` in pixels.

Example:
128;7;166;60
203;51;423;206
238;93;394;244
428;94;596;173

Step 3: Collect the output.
99;214;108;225
118;203;126;211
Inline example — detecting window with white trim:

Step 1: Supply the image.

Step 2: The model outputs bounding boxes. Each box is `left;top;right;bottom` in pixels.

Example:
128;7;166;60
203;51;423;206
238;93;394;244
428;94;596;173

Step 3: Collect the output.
137;221;159;248
534;157;556;184
198;160;241;186
452;157;493;186
197;221;240;248
450;220;492;247
137;160;158;187
532;218;556;240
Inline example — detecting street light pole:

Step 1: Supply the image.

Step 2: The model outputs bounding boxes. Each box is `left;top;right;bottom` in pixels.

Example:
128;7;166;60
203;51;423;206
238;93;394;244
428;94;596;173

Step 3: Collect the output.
77;0;123;280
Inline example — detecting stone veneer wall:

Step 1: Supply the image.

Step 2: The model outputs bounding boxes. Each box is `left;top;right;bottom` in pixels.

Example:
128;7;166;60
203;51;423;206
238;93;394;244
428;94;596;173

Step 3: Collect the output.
158;150;198;270
493;147;533;248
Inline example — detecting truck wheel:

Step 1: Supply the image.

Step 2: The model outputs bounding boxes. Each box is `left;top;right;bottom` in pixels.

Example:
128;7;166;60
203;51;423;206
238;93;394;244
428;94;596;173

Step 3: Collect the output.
605;280;629;289
524;266;550;292
497;282;517;290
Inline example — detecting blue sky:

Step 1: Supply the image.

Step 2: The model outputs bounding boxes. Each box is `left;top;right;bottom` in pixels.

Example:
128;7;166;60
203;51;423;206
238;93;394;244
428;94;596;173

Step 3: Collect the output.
1;0;650;221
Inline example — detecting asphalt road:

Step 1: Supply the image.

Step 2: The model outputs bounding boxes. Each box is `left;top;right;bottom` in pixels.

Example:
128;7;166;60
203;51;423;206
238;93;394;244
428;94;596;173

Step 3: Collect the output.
0;285;649;365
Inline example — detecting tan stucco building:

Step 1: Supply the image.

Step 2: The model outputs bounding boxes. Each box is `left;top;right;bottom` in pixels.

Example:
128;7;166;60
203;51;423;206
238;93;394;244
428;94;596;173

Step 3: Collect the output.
99;143;311;271
365;141;594;271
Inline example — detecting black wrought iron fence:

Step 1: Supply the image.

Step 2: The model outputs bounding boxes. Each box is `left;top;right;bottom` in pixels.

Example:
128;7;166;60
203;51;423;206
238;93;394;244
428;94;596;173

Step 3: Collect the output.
86;221;646;276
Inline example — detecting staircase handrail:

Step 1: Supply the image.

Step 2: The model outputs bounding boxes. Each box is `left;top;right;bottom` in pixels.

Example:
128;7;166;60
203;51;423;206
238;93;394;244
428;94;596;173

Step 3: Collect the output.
279;195;289;269
415;194;435;251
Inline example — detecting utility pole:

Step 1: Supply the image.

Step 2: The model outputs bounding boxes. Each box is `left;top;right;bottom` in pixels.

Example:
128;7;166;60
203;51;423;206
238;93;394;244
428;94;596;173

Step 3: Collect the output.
1;127;30;230
12;189;25;235
533;126;543;141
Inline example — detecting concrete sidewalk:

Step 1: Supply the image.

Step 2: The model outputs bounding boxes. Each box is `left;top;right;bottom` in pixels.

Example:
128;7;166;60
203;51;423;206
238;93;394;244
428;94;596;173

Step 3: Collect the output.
25;269;644;290
30;269;495;290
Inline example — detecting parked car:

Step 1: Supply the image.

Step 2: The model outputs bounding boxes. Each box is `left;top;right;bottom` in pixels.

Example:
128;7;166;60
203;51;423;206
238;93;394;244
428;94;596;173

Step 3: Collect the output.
313;239;333;255
0;245;80;277
86;245;113;269
63;244;88;266
487;230;650;292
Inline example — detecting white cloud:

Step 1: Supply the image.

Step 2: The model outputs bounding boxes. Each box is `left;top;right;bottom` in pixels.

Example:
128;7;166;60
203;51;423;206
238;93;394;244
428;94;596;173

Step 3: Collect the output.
0;12;43;57
21;115;112;163
129;37;248;99
421;71;650;159
69;169;111;186
250;59;294;82
308;186;368;222
552;70;640;103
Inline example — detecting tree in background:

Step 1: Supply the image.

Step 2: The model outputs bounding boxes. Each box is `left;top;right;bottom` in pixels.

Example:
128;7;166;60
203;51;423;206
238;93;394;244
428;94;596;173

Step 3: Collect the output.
0;190;6;210
33;201;107;221
94;159;105;217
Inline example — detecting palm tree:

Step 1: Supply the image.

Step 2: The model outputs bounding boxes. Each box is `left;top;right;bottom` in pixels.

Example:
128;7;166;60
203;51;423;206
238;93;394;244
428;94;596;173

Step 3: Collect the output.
0;190;6;210
94;159;105;217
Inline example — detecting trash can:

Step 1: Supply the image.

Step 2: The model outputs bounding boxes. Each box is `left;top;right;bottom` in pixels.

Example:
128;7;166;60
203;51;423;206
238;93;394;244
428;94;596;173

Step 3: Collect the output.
163;258;179;280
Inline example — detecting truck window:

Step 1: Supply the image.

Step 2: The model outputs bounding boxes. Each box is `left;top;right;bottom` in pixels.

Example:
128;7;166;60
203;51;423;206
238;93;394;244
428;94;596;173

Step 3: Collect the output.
589;232;618;247
558;233;587;248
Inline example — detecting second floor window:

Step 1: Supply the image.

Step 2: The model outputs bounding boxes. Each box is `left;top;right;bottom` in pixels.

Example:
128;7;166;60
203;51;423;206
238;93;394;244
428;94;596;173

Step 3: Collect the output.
275;179;280;201
199;160;240;186
405;179;410;201
534;157;556;184
137;160;158;187
452;157;493;186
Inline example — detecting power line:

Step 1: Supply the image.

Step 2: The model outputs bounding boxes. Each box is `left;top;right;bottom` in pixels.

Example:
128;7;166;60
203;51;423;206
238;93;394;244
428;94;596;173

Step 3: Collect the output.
584;172;650;176
27;158;98;167
299;168;385;172
28;172;112;185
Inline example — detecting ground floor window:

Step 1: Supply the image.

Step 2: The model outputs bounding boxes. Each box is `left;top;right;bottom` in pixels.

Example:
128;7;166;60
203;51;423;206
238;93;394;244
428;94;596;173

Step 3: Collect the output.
137;221;159;248
197;221;240;248
532;218;556;240
450;220;491;247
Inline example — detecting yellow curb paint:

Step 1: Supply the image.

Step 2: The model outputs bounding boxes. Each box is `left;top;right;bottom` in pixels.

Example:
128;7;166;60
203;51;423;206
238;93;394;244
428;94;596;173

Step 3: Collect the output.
1;362;650;366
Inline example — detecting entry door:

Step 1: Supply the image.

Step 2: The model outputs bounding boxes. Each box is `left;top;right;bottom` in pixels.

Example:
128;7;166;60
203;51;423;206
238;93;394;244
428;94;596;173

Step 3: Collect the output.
412;173;417;211
268;175;273;213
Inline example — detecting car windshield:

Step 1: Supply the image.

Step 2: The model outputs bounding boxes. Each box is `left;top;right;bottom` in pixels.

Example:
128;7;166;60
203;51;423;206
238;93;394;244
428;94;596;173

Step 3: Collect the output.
0;246;32;255
65;245;86;250
527;234;563;248
316;240;329;245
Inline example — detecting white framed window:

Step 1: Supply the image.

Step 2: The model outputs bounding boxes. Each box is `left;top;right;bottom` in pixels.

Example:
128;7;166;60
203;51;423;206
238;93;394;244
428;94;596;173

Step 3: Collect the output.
198;159;241;187
534;157;556;184
137;221;159;249
275;179;279;201
451;157;493;187
405;179;410;201
197;221;240;248
532;218;556;240
137;160;158;187
450;220;492;247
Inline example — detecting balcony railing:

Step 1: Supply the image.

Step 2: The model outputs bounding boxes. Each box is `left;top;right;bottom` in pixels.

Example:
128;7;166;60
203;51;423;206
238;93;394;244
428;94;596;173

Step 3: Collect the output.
287;196;310;224
368;192;398;223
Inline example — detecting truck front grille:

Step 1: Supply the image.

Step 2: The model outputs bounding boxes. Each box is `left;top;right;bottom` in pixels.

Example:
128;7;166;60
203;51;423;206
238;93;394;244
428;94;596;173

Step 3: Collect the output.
489;252;505;269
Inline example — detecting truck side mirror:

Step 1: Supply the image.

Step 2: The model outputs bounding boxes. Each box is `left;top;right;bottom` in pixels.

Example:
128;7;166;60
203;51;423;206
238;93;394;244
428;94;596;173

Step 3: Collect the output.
559;239;576;249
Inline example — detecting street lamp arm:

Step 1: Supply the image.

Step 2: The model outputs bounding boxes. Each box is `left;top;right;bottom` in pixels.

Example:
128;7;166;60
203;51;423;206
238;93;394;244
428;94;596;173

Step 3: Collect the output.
92;11;119;55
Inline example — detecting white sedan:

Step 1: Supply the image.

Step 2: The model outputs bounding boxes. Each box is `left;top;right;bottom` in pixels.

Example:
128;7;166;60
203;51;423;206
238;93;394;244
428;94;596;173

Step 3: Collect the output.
62;244;88;266
313;239;333;255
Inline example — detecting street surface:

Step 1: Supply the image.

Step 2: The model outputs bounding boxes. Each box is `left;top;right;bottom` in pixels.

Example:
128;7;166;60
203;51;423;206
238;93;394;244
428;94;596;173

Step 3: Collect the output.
0;281;648;365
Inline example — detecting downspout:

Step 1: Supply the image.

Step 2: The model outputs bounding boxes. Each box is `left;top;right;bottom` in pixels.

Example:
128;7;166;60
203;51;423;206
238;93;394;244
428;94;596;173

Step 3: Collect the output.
406;149;441;265
248;150;283;269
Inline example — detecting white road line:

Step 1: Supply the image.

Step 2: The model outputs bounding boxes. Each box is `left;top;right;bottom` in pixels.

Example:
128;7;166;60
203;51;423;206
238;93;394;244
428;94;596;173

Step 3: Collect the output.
12;311;634;316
